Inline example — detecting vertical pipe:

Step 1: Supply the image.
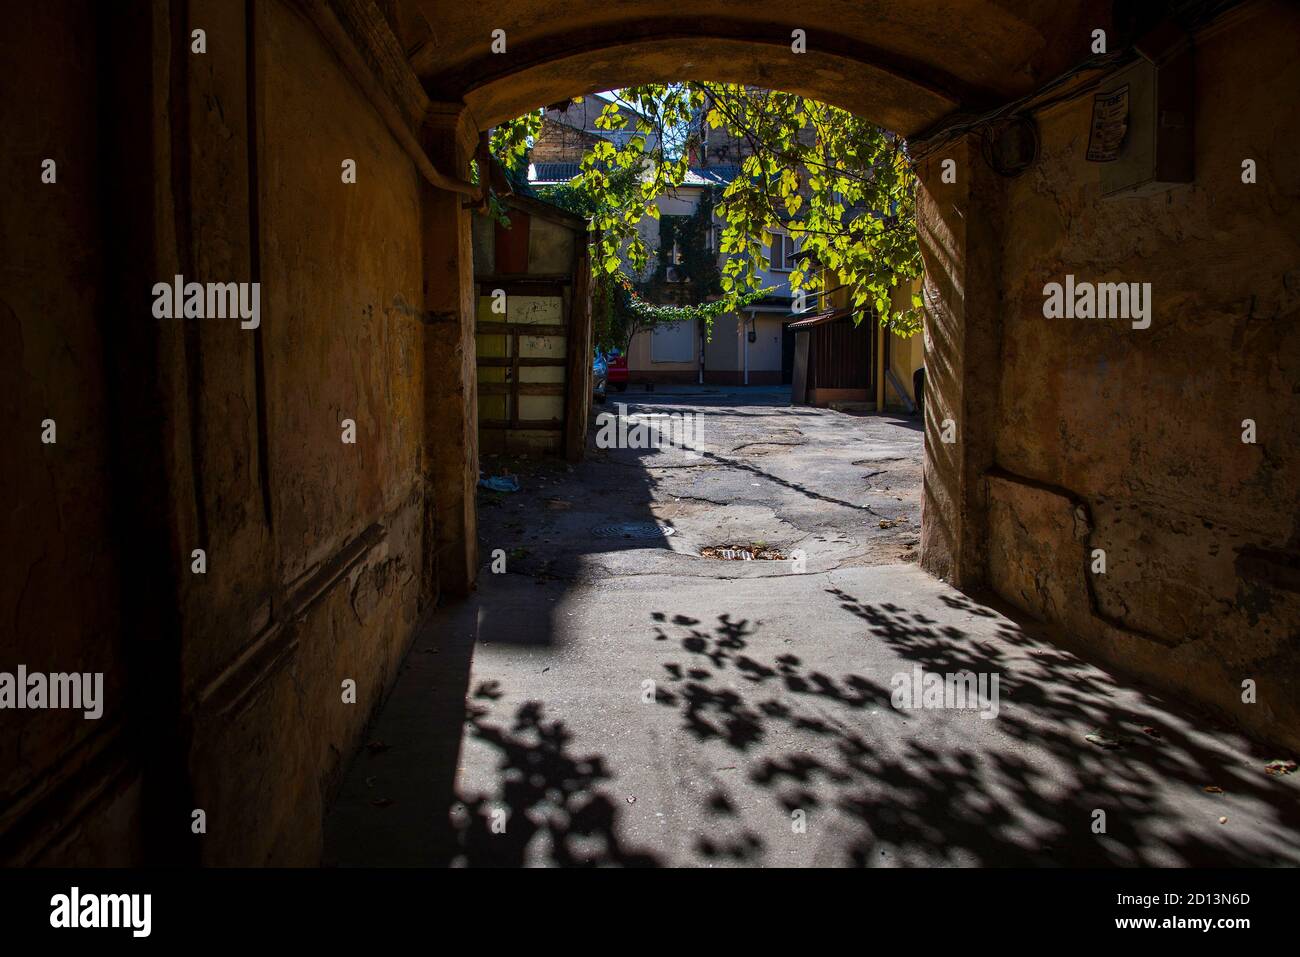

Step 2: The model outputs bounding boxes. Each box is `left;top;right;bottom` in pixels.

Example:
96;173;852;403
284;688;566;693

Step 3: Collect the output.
743;311;750;386
698;319;704;385
876;322;885;409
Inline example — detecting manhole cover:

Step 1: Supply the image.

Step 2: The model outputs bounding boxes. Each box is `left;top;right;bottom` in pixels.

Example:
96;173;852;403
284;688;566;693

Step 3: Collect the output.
700;544;787;561
591;521;675;540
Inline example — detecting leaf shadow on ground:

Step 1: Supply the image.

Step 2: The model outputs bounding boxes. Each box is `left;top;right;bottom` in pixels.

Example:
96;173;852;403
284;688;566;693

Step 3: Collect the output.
443;692;661;867
634;593;1300;866
329;586;1300;868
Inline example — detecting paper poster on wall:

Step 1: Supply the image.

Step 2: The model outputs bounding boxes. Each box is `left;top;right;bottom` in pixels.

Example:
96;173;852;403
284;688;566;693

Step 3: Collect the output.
1087;85;1129;162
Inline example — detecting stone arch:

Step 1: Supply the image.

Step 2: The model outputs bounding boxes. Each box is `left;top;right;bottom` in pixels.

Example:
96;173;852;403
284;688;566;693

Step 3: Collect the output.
390;0;1095;588
405;1;1111;137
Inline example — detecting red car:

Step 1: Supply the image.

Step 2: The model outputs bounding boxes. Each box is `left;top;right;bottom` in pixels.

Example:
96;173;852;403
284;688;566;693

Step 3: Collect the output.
606;350;629;392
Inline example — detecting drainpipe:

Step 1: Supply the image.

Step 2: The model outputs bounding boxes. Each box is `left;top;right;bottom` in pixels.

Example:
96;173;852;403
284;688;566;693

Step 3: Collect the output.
875;323;886;410
698;319;705;385
743;311;751;386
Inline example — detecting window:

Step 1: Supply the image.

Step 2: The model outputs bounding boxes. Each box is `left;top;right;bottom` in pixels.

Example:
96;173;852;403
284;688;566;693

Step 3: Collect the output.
769;232;796;272
651;320;697;362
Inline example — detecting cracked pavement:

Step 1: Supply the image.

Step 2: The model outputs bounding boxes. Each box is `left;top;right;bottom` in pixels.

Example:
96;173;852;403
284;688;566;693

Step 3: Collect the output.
475;385;925;582
324;387;1300;868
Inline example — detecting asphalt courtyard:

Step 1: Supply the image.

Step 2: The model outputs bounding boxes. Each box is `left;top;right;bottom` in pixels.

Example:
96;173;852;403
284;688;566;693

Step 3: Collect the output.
325;387;1300;867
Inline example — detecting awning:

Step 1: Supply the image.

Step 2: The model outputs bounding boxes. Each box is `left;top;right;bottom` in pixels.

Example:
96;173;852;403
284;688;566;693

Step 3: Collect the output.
785;307;854;330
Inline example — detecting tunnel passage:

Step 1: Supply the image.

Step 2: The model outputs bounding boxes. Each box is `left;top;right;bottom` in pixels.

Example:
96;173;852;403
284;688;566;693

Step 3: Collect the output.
2;0;1297;866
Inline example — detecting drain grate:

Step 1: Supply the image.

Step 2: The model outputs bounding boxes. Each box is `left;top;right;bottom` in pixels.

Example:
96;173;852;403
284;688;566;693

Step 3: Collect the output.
591;521;675;540
700;544;786;561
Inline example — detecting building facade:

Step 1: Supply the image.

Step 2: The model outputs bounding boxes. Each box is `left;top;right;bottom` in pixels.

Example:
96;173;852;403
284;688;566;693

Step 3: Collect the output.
528;94;798;387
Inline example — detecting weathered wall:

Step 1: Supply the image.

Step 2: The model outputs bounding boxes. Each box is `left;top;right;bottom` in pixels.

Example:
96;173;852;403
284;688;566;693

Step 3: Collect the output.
922;2;1300;750
421;103;480;600
6;0;1297;866
0;1;143;865
418;0;1112;134
183;0;428;865
917;132;1004;590
2;0;458;866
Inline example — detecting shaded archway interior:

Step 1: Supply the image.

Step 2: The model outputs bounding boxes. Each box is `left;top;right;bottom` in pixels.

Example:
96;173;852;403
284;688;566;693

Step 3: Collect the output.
5;0;1296;870
396;0;1113;135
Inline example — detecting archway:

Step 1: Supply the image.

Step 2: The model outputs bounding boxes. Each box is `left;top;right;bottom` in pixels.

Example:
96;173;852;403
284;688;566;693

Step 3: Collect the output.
5;0;1296;868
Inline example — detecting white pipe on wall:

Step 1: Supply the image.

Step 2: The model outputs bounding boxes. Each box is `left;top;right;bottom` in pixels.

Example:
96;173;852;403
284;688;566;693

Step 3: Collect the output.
743;311;750;386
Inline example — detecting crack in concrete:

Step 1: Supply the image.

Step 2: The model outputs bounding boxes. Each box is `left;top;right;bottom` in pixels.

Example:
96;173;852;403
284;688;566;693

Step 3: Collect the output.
730;440;807;453
659;493;733;507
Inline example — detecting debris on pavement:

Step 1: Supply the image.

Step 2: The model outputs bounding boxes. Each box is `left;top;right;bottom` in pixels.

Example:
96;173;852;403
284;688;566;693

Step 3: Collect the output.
1084;729;1125;749
700;544;786;561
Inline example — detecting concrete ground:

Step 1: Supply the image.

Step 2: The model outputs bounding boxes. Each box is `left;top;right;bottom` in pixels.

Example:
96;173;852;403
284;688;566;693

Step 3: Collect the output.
480;384;925;579
324;388;1300;867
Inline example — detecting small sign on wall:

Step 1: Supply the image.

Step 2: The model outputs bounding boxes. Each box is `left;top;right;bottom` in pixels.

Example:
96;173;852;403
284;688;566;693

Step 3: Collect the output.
1087;85;1129;162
